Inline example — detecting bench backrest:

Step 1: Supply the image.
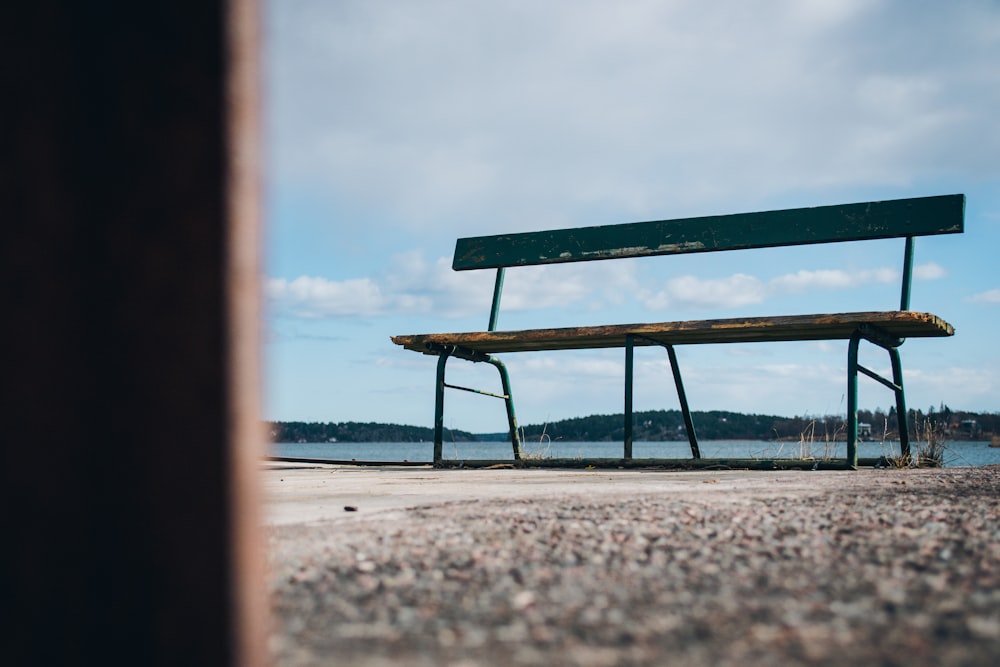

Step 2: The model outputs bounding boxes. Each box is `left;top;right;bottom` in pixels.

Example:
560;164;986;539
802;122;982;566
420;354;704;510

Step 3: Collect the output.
452;194;965;330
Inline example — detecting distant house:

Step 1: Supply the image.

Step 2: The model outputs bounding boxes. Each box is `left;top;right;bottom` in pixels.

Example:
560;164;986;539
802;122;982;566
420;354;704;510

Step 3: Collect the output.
858;423;872;439
961;419;979;436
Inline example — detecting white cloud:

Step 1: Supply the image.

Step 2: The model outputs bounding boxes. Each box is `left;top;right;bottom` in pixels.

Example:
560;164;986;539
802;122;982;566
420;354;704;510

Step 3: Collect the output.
640;274;766;310
649;357;847;416
266;276;388;318
381;252;493;317
913;262;947;280
968;288;1000;304
266;254;489;319
637;264;911;312
518;355;624;380
904;366;996;399
269;255;941;319
769;267;897;293
266;251;639;320
499;266;594;311
501;262;639;312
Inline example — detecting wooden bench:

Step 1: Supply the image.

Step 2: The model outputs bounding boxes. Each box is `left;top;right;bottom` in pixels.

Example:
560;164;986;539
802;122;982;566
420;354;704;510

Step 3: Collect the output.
392;194;965;468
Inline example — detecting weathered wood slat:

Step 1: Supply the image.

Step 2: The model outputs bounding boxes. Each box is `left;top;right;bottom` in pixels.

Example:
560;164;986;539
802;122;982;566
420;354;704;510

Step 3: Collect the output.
391;311;953;355
453;194;965;270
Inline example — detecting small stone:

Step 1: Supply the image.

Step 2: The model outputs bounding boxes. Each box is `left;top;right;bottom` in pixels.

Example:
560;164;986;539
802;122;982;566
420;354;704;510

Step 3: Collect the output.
512;590;535;610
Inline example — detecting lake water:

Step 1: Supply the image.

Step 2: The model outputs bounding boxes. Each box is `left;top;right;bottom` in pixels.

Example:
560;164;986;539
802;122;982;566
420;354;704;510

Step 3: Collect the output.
270;439;1000;468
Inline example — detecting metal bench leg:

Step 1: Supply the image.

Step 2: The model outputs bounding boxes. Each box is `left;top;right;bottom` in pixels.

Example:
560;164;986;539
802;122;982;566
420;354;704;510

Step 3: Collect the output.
625;335;634;460
432;345;520;464
848;326;909;467
665;344;701;459
433;350;451;465
847;331;862;468
889;347;910;460
488;357;522;461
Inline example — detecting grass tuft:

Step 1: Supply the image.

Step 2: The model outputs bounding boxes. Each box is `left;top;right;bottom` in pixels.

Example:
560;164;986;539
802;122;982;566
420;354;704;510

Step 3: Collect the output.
519;423;554;461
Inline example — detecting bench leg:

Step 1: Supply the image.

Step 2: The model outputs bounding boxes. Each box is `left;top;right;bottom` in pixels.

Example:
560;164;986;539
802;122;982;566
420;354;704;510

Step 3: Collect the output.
666;344;701;459
488;357;522;461
432;348;522;464
433;351;451;465
847;331;862;468
625;335;634;460
847;328;910;468
889;347;910;460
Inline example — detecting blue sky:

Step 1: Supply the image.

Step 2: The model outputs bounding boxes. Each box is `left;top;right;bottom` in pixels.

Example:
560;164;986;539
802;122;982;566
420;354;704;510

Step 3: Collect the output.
262;0;1000;433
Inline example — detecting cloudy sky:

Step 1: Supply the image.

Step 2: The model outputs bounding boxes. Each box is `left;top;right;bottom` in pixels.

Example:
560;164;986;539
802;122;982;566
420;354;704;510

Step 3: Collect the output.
263;0;1000;433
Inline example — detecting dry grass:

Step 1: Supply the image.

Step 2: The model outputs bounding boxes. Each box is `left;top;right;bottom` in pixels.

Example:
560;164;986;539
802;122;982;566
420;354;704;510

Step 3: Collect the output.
885;417;947;468
518;423;554;460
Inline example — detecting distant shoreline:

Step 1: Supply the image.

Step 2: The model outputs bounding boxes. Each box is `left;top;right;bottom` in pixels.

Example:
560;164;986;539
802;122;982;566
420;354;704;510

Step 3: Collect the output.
268;407;997;444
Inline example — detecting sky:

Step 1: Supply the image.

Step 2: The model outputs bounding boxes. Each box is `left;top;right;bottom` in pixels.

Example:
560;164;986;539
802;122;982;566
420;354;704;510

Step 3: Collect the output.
262;0;1000;433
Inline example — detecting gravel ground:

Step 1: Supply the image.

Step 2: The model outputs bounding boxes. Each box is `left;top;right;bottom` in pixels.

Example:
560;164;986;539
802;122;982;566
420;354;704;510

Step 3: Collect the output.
268;466;1000;666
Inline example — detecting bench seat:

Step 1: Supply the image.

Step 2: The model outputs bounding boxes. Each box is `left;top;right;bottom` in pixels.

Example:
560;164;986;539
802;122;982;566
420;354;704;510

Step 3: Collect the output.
392;310;953;355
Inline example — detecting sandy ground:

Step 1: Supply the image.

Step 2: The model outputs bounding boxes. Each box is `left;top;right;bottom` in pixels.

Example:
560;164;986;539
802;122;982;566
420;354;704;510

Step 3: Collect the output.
264;463;1000;666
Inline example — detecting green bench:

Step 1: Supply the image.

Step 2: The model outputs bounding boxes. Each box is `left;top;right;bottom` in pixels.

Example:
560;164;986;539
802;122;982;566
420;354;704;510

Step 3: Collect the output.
392;194;964;468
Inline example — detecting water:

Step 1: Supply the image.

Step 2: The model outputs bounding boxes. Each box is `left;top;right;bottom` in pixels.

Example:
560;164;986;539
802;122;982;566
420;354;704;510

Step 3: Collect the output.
270;439;1000;467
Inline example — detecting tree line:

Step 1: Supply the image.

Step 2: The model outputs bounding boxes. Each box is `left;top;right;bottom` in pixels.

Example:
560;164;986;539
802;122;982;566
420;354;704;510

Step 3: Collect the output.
499;406;997;443
268;421;477;443
268;405;996;443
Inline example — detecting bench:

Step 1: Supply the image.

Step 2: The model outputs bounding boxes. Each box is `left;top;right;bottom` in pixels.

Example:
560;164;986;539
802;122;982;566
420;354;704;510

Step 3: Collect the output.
392;194;965;468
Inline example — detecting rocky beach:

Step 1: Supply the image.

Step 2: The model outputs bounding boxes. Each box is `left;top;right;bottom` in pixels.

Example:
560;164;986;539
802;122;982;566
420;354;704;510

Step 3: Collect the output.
265;464;1000;666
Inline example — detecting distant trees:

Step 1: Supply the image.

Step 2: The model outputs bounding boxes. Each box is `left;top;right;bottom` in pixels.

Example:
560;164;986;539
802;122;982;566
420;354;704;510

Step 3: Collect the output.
268;421;477;443
267;407;998;443
507;407;998;443
515;410;789;442
511;410;806;442
907;404;998;438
